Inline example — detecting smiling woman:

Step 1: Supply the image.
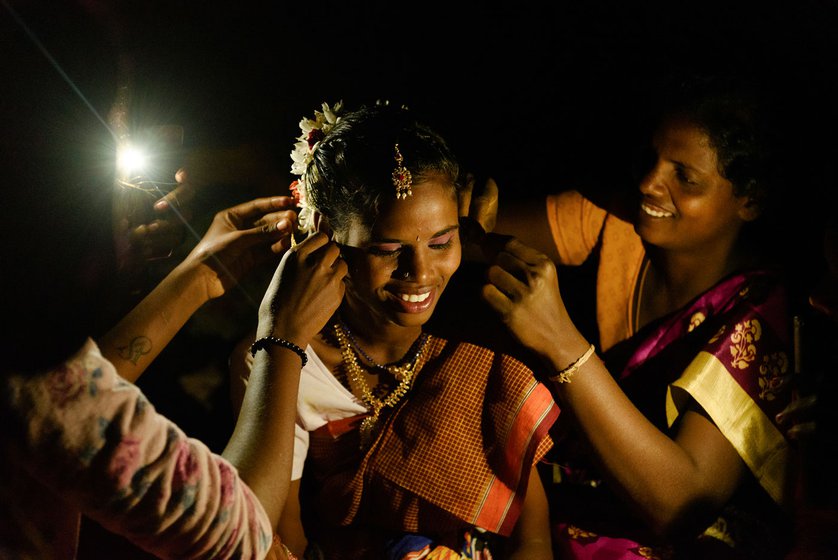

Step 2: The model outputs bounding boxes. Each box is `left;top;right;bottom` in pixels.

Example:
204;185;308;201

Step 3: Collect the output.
634;117;760;253
333;178;461;329
0;4;327;559
229;101;559;559
479;73;797;558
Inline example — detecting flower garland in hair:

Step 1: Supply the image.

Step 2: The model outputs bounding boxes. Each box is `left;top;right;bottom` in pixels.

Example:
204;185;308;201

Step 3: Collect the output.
289;100;344;233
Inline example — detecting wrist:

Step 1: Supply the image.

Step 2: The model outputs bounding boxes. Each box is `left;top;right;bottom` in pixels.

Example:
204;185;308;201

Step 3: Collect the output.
250;335;308;368
176;252;225;303
162;260;212;310
548;343;596;384
545;333;593;376
256;322;308;352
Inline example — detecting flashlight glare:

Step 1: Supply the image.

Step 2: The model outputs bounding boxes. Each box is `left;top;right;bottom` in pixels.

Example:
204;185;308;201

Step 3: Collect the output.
117;145;147;176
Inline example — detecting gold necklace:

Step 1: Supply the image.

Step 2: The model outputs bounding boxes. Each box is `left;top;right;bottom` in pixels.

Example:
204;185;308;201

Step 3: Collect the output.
340;319;428;379
332;322;430;448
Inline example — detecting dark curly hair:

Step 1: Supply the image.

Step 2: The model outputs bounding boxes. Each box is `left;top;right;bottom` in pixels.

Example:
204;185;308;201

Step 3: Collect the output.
305;102;464;234
656;74;782;218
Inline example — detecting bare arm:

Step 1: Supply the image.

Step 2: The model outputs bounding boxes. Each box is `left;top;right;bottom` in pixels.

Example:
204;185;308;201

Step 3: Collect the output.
230;339;309;556
483;238;747;536
550;351;745;534
508;466;553;559
276;480;308;556
223;232;347;528
98;195;297;382
229;332;256;416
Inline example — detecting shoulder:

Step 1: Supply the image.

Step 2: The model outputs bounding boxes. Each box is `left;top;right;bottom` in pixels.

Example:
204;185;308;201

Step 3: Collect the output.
432;336;537;377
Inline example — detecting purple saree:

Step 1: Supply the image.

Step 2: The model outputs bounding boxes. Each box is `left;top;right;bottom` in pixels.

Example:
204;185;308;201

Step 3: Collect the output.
548;268;795;559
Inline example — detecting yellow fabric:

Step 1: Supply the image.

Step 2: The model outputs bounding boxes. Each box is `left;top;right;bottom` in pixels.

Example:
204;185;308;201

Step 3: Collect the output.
545;190;646;351
666;351;793;505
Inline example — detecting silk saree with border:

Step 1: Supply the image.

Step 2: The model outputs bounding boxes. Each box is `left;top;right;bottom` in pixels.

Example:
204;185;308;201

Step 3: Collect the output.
547;268;795;559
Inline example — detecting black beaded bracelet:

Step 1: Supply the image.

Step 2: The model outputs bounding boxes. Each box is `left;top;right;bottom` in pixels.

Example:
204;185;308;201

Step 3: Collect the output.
249;336;308;367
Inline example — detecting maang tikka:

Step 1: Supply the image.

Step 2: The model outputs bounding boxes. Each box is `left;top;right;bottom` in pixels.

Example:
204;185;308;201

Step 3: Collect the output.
392;143;413;199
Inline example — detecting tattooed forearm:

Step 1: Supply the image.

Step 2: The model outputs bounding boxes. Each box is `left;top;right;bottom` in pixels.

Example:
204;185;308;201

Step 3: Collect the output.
116;336;152;365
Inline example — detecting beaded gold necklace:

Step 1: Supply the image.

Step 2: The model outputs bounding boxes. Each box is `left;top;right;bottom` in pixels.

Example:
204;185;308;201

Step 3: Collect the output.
332;322;430;447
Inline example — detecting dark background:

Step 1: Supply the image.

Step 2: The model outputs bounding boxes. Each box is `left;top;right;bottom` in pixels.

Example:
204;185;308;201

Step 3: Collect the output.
109;0;838;424
7;0;838;461
115;0;838;192
5;1;838;556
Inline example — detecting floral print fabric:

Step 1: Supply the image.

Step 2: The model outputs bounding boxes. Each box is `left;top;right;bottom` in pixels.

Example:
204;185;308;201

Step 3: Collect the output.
0;338;273;560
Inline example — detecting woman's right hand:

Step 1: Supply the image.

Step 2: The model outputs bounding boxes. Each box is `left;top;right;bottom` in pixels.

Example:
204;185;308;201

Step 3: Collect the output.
482;236;590;371
257;232;347;347
776;392;818;440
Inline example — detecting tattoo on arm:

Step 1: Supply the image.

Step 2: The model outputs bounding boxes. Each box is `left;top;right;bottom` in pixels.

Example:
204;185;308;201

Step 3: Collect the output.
117;336;152;365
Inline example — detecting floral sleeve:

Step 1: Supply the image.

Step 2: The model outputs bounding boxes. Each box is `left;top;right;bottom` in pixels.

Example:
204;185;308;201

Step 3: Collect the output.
4;338;273;560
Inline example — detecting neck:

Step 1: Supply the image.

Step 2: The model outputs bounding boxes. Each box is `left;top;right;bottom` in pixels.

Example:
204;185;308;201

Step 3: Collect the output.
646;241;754;313
337;305;424;365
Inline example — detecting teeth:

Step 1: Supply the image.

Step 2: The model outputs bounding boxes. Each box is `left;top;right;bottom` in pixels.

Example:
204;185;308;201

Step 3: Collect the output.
641;203;674;218
400;292;430;303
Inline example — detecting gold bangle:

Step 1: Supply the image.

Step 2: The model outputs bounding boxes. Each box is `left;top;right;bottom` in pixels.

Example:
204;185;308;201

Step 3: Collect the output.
549;344;596;384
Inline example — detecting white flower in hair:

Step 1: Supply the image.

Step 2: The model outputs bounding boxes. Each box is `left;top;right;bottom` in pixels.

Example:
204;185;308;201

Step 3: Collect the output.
289;100;343;233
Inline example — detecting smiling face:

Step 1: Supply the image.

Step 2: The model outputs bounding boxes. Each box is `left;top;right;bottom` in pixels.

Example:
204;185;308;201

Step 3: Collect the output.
634;117;758;255
334;174;461;330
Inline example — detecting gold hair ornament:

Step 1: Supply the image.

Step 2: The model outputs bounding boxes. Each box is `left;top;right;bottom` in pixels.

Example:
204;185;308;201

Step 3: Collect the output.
392;143;413;199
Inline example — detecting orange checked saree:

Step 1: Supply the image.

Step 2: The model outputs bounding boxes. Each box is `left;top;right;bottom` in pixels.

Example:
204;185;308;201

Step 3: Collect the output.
298;337;559;559
547;268;796;559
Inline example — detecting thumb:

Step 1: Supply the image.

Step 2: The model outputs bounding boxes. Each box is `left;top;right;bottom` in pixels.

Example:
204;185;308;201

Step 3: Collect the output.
154;168;199;213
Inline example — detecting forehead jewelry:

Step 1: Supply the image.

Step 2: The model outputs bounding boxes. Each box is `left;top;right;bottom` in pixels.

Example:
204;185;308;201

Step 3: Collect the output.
392;143;413;199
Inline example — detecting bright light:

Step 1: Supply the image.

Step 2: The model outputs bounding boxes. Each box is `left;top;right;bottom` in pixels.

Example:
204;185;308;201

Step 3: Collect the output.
115;125;183;189
116;144;148;177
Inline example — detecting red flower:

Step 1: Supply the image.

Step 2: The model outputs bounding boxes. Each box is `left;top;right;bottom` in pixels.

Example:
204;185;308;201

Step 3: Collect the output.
289;180;301;205
307;128;324;149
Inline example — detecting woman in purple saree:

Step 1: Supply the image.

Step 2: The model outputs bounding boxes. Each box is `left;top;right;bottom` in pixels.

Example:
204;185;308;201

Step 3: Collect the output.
548;267;792;558
478;74;796;558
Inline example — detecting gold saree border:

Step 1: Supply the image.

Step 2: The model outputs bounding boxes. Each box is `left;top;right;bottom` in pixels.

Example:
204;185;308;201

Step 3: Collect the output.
666;351;791;505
